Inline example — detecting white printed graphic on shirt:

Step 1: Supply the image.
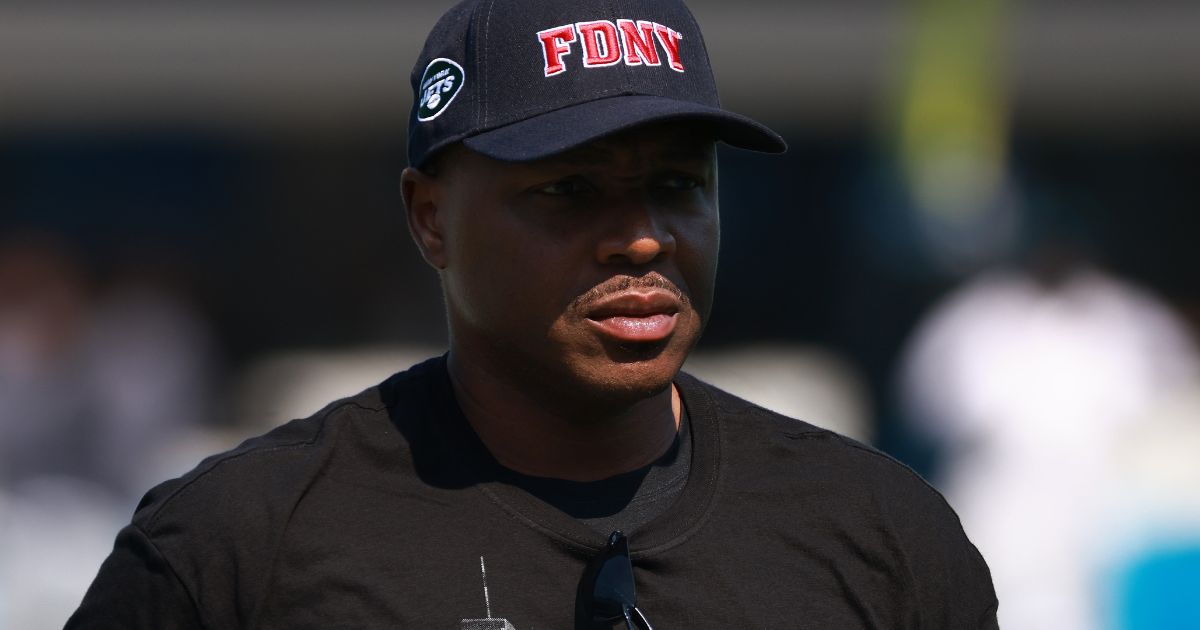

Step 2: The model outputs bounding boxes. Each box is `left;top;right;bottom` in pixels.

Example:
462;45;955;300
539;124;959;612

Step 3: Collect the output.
461;556;518;630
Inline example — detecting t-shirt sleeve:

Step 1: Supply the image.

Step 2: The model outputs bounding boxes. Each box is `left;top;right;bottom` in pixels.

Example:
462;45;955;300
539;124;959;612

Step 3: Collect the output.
65;523;204;630
884;463;1000;629
910;510;999;629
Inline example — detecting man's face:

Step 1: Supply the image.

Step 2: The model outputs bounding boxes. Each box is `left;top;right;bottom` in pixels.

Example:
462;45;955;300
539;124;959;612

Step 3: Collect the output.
407;122;719;413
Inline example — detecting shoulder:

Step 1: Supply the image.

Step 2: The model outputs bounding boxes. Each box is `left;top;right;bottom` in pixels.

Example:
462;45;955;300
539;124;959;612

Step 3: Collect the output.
87;357;444;624
679;371;977;552
679;371;907;474
680;372;997;620
133;391;375;535
131;356;443;544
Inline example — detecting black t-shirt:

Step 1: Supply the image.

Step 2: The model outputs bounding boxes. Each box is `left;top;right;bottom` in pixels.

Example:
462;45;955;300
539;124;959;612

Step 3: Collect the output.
497;409;691;536
68;356;998;629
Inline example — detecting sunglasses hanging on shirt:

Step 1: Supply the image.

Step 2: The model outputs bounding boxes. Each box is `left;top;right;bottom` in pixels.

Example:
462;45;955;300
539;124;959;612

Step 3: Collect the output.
576;530;655;630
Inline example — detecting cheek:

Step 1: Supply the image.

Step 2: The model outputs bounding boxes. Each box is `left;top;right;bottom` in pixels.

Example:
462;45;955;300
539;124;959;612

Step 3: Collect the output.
445;219;579;334
676;216;720;317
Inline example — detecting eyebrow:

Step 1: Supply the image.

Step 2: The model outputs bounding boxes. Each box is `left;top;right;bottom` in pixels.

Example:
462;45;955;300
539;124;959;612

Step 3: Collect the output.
551;140;715;167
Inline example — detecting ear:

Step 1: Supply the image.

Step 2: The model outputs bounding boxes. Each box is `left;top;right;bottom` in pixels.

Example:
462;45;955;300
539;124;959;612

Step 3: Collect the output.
401;166;448;269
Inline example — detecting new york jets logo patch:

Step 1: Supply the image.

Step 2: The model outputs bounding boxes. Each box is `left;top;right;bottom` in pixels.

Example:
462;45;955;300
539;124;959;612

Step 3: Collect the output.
417;58;465;122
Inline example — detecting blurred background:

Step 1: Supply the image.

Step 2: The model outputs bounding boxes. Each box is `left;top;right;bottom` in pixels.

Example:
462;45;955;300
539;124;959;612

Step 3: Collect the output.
2;0;1199;627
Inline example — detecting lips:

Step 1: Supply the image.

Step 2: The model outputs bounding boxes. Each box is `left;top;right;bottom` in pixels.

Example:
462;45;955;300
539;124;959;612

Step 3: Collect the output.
584;289;681;343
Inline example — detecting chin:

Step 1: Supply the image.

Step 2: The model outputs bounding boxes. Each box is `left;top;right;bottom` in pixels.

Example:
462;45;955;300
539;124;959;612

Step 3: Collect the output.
536;312;702;409
570;341;687;404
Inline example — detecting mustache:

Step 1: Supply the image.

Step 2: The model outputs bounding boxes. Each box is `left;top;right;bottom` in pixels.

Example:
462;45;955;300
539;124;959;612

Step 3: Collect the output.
572;273;690;311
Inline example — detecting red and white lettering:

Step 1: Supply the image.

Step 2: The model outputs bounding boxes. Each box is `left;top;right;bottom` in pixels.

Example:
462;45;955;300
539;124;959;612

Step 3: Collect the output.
575;20;621;68
653;23;685;72
537;24;577;77
617;19;660;66
536;19;685;76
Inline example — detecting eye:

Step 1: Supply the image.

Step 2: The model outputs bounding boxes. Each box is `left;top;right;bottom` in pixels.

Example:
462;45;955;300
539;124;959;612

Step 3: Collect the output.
532;177;591;196
657;173;703;190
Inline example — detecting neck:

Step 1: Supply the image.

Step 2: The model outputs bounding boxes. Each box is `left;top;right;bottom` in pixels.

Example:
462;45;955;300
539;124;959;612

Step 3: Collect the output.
447;351;682;482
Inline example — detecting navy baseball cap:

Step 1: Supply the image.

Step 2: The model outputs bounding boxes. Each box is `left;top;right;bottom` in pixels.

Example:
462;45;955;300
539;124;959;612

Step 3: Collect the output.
407;0;787;167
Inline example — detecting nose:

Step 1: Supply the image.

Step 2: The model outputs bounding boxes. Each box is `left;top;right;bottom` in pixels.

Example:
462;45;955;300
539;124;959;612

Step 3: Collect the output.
595;202;676;266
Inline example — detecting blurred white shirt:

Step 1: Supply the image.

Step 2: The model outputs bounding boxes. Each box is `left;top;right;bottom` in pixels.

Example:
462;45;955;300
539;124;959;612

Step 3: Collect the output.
899;267;1200;630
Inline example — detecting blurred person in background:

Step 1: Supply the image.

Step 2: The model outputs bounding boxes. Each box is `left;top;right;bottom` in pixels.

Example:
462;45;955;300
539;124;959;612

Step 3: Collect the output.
66;0;996;627
0;235;92;486
0;233;218;501
0;233;219;628
899;237;1200;630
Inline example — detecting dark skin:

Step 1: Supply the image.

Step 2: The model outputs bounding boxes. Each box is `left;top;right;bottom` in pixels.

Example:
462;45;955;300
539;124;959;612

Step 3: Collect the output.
401;121;719;481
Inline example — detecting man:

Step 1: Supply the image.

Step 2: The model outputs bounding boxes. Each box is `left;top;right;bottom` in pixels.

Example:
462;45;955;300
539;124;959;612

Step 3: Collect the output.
69;0;998;627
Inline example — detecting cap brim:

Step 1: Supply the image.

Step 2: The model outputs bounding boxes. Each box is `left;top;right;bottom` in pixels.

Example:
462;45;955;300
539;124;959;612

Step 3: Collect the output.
461;95;786;162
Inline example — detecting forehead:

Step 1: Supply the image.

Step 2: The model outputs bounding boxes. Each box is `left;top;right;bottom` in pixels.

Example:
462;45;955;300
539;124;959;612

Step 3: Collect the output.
547;121;716;168
438;120;716;177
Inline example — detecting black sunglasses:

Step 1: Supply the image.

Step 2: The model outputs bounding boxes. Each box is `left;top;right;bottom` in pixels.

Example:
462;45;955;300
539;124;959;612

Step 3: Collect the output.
575;530;655;630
